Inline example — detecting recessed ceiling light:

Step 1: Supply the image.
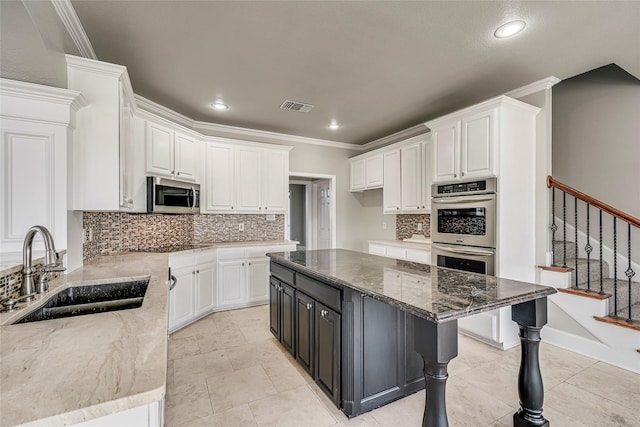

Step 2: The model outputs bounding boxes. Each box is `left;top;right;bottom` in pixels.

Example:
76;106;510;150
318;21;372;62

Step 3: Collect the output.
328;121;340;130
210;100;229;111
494;20;526;38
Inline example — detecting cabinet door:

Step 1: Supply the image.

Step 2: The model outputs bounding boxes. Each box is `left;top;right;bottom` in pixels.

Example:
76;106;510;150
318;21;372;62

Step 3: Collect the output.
174;132;198;182
432;121;459;182
461;109;494;179
119;82;133;209
169;266;195;331
236;147;262;212
404;313;425;388
421;139;432;212
262;149;289;213
194;261;216;316
400;143;423;212
269;277;281;340
146;121;174;177
350;158;365;192
280;283;296;356
217;260;246;308
365;153;384;188
246;257;270;304
316;303;341;405
382;149;401;213
295;291;315;376
203;143;236;212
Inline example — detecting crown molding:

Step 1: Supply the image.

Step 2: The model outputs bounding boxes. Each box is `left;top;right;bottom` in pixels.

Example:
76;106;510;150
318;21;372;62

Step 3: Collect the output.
505;76;561;99
360;124;429;152
0;78;85;107
51;0;97;60
65;55;127;78
134;94;363;151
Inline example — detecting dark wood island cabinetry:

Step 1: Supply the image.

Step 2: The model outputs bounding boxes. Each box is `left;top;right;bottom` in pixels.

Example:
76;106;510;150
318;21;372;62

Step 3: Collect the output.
268;249;556;426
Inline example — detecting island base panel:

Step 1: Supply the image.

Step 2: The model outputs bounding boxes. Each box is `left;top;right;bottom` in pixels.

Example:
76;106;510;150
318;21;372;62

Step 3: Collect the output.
512;298;549;427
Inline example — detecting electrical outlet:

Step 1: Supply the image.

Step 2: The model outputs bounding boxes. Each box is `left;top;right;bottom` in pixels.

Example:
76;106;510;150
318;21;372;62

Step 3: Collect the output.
382;222;387;230
417;223;423;231
88;228;93;241
266;214;276;221
239;223;244;232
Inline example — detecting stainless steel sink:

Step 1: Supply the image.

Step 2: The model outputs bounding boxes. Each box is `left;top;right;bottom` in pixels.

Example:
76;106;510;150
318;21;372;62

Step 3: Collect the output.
13;279;149;324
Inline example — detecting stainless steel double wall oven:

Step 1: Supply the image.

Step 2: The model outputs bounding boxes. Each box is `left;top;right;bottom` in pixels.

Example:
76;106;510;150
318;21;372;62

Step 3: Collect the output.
431;178;497;275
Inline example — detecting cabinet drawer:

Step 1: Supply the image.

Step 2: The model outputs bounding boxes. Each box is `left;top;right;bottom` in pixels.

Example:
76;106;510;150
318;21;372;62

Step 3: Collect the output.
369;244;386;256
195;249;217;265
169;254;195;269
246;246;271;258
386;247;406;260
270;262;295;285
296;274;341;313
218;247;246;261
405;249;430;265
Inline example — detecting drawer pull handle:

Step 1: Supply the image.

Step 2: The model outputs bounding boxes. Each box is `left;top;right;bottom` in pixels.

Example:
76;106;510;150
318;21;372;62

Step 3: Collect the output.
321;309;328;317
306;303;312;310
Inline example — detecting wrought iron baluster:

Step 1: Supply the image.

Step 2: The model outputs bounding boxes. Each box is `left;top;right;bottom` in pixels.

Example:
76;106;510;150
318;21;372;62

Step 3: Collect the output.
599;210;604;295
551;188;557;266
563;191;567;268
613;217;618;317
585;204;592;291
575;197;579;289
625;224;635;323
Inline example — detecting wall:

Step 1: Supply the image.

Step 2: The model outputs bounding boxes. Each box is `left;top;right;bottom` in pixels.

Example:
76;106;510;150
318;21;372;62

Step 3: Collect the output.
289;184;306;247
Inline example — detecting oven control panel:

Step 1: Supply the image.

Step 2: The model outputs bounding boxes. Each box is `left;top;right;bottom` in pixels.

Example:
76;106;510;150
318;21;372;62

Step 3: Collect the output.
434;177;497;196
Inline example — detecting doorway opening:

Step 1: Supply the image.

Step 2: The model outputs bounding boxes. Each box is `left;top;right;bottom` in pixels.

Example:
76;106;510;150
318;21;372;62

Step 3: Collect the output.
287;172;336;250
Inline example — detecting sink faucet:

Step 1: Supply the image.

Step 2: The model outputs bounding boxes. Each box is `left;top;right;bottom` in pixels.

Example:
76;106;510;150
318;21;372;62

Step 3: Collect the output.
21;225;65;299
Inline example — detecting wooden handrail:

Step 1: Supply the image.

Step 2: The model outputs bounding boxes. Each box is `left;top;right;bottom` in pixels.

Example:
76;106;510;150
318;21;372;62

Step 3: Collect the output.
547;176;640;228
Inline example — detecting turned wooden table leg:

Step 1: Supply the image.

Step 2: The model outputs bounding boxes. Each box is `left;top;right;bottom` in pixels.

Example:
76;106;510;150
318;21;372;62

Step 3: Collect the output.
413;318;458;427
512;298;550;427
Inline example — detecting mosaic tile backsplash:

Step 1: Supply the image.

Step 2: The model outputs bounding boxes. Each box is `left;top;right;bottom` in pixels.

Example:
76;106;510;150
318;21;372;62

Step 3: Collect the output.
83;212;285;263
396;214;431;240
0;263;62;301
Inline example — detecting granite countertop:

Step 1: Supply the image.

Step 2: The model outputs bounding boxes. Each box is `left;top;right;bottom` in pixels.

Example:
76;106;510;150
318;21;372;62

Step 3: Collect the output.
0;253;170;427
368;239;432;249
268;249;556;323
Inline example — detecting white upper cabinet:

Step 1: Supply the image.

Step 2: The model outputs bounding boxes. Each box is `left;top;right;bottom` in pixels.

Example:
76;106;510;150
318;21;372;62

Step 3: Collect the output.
427;96;535;184
421;139;432;209
203;142;236;213
349;152;383;192
66;55;145;212
203;141;290;214
383;149;401;213
145;121;199;182
400;142;423;212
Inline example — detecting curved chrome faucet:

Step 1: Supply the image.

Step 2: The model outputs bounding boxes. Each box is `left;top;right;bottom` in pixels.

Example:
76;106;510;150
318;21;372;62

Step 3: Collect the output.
21;225;65;299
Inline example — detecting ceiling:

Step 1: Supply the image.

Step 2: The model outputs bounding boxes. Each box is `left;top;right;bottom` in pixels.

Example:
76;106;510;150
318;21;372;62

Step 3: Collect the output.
70;1;640;145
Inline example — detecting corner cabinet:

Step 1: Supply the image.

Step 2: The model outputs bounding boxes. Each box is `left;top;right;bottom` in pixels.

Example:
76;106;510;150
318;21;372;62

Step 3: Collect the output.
67;55;146;212
269;261;425;416
428;95;538;184
203;140;290;214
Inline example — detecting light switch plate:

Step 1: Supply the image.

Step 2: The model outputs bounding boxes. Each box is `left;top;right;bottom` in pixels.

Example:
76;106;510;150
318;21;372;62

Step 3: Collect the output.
266;214;276;221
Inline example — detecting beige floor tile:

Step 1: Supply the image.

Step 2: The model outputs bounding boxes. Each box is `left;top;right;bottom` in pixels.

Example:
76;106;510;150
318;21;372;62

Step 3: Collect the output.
454;356;520;408
498;405;589;427
173;349;234;386
327;412;382;427
168;336;201;360
307;381;350;424
368;390;424;427
565;361;640;411
446;375;513;426
207;365;278;412
262;358;308;393
167;374;208;397
165;375;213;426
167;359;175;389
170;316;216;341
546;382;638;426
239;322;274;343
224;338;289;370
180;404;257;427
248;384;336;427
196;327;247;353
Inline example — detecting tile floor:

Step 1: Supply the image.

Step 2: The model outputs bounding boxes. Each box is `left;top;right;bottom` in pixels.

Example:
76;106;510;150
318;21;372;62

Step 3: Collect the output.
166;305;640;427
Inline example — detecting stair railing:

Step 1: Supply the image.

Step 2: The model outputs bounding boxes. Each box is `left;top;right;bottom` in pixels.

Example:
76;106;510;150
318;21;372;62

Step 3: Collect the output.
547;176;639;323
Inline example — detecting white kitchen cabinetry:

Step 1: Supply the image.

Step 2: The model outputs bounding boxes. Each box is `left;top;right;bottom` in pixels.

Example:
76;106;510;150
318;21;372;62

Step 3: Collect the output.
146;121;199;182
382;149;401;213
168;249;217;332
349;152;384;192
217;244;296;310
72;399;163;427
368;241;431;265
67;55;145;212
400;142;423;212
0;79;85;253
203;141;290;214
428;96;536;183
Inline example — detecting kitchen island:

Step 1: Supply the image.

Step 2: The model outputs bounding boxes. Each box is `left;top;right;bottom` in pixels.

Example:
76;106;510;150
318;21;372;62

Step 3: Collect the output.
267;249;556;427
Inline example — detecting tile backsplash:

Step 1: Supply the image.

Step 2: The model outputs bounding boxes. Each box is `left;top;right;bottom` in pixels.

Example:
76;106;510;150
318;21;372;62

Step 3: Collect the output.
82;212;285;263
396;214;431;240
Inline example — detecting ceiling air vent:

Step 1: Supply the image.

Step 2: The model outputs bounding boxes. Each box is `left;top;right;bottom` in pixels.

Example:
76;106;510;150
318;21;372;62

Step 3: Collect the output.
280;100;315;113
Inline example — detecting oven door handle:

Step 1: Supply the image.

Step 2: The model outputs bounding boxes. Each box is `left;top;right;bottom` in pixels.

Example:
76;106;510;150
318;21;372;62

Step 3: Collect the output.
432;196;494;204
191;186;196;210
433;244;494;256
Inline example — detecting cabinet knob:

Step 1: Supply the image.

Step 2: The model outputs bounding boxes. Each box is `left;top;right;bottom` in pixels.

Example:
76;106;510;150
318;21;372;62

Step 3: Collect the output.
259;207;262;210
248;262;251;266
231;206;234;210
171;170;175;175
306;303;312;310
265;207;268;210
196;270;199;274
461;172;465;176
192;271;195;275
422;205;425;209
177;172;180;176
453;173;457;178
242;262;245;267
396;207;399;210
321;309;328;317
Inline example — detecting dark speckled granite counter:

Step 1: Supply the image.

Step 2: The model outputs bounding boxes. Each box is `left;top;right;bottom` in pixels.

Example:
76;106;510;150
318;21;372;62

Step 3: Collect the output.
267;249;556;323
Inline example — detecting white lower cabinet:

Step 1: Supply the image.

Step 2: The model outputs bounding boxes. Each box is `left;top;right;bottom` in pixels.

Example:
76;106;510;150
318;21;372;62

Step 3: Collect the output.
72;399;163;427
168;250;217;332
218;259;246;308
368;242;431;265
246;258;270;303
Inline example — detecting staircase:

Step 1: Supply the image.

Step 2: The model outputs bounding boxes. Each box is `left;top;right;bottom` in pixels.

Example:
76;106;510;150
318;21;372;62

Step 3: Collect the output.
539;176;639;373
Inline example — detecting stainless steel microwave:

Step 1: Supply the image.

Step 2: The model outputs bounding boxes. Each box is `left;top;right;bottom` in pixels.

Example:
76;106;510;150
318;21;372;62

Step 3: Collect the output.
147;177;200;214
